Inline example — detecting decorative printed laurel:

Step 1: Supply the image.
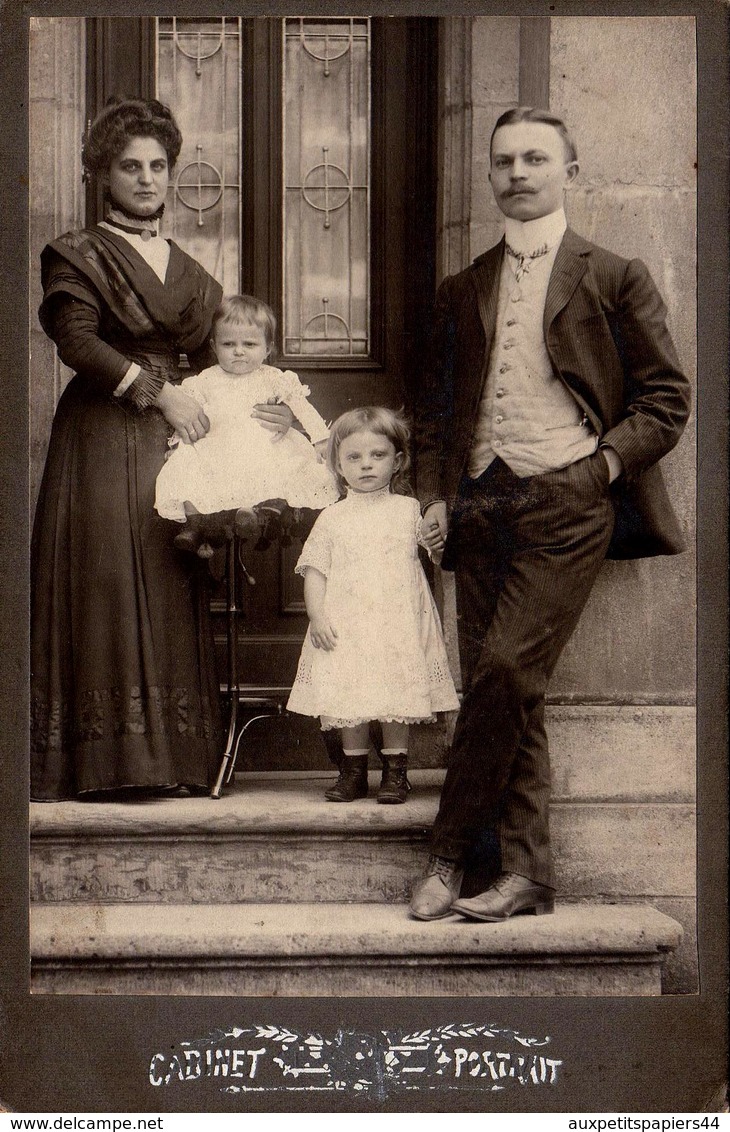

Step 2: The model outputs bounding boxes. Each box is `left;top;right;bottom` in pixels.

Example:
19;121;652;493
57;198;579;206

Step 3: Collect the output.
159;1022;560;1099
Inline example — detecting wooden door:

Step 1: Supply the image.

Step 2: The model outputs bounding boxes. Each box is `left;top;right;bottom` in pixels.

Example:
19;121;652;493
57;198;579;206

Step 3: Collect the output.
87;16;438;766
233;18;438;703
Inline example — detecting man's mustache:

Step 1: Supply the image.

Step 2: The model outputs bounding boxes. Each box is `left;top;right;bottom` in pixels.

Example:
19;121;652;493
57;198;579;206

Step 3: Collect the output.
503;186;537;196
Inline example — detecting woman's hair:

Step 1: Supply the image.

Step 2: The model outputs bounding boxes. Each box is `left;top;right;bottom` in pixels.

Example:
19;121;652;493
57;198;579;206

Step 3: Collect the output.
82;98;183;179
211;294;277;352
327;406;412;496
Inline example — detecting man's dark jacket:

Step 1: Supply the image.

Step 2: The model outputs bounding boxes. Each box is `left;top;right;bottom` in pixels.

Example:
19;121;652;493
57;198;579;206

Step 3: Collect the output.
415;228;692;559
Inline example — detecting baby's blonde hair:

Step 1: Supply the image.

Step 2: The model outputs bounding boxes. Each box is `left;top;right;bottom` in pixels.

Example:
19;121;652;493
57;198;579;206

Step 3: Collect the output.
212;294;276;351
327;406;412;496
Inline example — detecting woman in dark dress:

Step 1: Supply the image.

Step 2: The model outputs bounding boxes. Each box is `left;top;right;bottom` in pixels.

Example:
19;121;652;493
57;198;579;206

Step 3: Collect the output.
30;99;229;799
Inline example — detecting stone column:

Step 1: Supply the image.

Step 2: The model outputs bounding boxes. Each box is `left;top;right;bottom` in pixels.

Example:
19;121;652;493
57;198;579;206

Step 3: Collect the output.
432;18;477;687
29;17;86;508
470;17;520;257
436;17;473;281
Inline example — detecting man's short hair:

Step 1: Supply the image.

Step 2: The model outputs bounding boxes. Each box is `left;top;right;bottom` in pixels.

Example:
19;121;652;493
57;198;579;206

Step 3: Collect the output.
490;107;578;164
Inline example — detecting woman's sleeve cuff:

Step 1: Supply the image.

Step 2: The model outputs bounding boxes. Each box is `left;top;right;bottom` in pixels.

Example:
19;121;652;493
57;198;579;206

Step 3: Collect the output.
113;363;141;398
122;368;167;410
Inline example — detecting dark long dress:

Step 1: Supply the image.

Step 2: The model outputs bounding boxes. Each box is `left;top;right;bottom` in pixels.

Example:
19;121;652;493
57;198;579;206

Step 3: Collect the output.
30;225;224;799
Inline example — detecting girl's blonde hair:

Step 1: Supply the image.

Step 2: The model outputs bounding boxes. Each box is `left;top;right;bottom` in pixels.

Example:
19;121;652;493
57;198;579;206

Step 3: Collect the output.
212;294;276;351
327;406;412;496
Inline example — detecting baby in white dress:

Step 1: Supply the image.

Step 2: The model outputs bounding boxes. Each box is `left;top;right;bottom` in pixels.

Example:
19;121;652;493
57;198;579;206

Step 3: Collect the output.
155;294;338;556
287;406;459;804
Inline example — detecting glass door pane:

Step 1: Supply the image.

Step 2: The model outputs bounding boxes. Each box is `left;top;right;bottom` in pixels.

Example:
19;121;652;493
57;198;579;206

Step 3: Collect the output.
282;18;371;360
156;17;242;294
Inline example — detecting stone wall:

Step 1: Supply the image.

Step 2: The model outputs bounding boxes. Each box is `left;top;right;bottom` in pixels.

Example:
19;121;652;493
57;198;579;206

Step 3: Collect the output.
550;16;696;701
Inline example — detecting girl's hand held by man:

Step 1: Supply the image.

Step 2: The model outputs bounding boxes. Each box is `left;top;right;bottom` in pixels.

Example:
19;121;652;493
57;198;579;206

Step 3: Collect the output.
421;501;448;552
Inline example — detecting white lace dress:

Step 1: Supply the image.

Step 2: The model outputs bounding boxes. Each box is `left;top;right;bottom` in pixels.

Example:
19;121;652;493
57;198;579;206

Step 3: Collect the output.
155;364;339;521
287;487;459;728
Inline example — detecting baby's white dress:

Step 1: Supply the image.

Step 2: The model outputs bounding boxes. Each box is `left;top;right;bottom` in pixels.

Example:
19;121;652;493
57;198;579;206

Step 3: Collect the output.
287;487;460;728
155;364;339;521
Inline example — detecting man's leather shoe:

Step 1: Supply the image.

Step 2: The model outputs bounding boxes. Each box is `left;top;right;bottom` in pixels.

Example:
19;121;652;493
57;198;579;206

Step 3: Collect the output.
451;872;554;922
409;855;463;920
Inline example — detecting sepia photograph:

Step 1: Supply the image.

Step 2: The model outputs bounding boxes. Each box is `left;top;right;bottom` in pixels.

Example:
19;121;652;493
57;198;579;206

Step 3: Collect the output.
1;1;727;1114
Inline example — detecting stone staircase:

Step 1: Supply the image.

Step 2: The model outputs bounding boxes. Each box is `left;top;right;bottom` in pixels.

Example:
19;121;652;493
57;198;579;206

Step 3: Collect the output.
29;755;690;996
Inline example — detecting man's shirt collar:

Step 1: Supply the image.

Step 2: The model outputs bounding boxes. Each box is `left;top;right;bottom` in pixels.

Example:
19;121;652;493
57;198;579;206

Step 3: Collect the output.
503;208;567;257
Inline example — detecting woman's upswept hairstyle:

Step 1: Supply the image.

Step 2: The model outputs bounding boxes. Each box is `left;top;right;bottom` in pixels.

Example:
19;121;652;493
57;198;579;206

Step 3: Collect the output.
327;406;412;497
212;294;277;352
82;98;183;179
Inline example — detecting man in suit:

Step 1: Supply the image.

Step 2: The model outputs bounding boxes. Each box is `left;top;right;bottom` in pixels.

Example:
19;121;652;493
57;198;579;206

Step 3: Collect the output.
409;107;690;922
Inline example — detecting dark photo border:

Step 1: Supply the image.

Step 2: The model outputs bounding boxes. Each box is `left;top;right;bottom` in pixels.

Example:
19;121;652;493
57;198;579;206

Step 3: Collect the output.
1;0;727;1113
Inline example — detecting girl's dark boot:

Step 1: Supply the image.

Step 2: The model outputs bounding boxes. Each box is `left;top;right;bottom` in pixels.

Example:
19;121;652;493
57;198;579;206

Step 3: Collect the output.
324;754;369;802
377;753;410;804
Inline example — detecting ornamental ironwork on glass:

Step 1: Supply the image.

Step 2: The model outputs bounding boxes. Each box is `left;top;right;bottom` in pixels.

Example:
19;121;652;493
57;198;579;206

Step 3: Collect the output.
283;18;371;358
156;17;242;294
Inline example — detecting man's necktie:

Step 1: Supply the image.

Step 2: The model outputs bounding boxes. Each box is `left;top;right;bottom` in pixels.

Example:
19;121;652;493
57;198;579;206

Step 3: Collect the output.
505;242;549;282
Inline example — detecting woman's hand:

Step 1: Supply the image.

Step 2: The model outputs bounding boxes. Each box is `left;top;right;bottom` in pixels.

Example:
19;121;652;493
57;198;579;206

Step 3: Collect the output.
309;616;338;651
156;383;210;445
252;399;293;441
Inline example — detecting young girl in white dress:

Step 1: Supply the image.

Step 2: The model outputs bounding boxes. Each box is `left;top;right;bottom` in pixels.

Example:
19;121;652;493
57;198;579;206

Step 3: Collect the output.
287;406;459;804
155;295;338;556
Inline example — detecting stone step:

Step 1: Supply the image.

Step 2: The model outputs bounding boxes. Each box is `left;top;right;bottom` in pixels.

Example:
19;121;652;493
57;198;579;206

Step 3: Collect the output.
30;901;683;997
192;702;697;784
30;772;696;905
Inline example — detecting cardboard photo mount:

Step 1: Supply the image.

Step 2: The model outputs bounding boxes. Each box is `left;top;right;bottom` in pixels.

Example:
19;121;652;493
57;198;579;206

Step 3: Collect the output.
1;0;727;1114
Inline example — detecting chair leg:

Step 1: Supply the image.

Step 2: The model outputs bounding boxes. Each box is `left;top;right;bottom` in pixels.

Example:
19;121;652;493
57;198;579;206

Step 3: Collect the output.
211;538;241;799
210;537;285;797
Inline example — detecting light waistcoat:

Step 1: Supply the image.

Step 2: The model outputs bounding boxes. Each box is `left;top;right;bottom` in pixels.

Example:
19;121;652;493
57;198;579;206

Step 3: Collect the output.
468;209;598;479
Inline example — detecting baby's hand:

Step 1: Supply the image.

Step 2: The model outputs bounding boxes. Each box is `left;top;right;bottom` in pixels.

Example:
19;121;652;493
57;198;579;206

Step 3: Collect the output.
309;617;338;651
